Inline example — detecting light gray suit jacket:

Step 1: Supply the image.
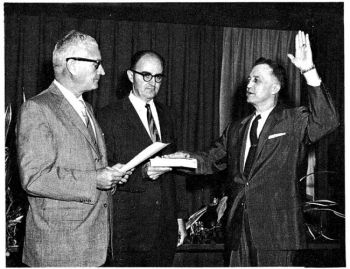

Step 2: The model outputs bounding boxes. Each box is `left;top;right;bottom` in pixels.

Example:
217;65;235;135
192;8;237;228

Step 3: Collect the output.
17;82;110;267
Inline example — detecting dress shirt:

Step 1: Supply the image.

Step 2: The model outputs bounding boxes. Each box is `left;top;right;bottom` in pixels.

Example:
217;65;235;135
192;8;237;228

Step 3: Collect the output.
129;92;162;141
53;80;96;136
243;106;275;167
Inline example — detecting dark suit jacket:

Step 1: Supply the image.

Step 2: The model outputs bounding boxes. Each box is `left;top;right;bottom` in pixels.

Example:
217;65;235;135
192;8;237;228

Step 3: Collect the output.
17;83;110;266
192;84;339;251
97;97;187;254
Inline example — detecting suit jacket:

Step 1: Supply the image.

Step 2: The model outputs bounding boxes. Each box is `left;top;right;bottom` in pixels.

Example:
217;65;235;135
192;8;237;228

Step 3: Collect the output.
16;83;110;266
97;97;187;254
193;84;339;250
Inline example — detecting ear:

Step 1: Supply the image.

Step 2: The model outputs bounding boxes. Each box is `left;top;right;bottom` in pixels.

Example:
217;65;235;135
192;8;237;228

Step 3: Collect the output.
66;60;78;76
272;83;281;95
126;70;134;83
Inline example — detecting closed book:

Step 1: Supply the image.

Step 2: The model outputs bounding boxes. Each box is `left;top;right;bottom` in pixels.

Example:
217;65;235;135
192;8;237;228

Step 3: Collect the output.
150;158;197;169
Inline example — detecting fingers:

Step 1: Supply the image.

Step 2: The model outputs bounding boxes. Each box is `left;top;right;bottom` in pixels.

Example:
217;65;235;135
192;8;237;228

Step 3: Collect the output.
287;54;295;63
147;166;172;180
112;163;123;169
107;166;129;184
110;164;134;175
162;151;190;159
300;31;306;47
297;30;305;48
305;33;310;48
296;30;310;50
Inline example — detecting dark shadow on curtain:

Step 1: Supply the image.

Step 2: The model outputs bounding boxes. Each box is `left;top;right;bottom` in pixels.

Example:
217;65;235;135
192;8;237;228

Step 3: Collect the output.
115;71;132;99
230;79;252;123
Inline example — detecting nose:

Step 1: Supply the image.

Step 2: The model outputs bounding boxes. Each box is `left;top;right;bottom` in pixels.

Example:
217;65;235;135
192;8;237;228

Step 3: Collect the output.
247;79;254;89
148;76;157;85
98;64;105;76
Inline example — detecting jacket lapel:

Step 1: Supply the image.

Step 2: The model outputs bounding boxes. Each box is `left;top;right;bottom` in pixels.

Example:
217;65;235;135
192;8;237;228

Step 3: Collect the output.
124;98;153;143
154;101;168;142
49;84;101;156
85;104;105;160
249;104;285;178
255;104;285;160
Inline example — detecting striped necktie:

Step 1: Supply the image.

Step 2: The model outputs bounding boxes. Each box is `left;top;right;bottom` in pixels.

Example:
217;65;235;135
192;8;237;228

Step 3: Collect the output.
80;100;97;144
145;103;161;142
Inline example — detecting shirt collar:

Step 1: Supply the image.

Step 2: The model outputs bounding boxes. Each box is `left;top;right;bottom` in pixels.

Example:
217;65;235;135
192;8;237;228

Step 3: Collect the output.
255;105;275;122
54;79;84;103
129;91;155;111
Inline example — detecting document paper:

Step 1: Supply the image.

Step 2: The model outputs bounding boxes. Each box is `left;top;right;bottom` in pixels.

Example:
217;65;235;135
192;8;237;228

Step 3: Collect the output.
114;142;169;172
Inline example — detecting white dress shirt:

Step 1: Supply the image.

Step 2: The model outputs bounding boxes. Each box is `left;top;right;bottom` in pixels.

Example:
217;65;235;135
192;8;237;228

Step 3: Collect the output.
54;80;96;136
129;92;162;141
243;106;275;167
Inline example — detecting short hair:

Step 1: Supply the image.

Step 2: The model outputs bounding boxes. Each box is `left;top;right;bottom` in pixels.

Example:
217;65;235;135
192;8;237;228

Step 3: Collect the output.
52;30;98;74
130;50;165;70
253;57;287;91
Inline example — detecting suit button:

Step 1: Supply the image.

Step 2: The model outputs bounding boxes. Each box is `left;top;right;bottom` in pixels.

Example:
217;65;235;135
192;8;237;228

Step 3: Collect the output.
155;200;160;205
104;203;107;208
246;182;249;186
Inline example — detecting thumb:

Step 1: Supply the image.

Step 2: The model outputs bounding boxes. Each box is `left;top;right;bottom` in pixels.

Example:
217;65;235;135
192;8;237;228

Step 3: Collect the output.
287;54;295;62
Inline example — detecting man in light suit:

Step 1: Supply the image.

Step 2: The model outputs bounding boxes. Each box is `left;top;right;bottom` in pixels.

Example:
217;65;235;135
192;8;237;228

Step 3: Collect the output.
168;31;339;266
16;30;132;267
97;50;187;266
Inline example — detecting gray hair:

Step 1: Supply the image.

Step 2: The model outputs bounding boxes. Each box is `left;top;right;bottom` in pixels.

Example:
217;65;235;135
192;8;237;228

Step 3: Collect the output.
52;30;98;75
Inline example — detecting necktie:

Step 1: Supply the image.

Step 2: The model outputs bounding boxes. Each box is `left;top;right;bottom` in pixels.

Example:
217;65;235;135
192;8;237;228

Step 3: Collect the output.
145;103;161;142
80;100;97;144
243;114;261;178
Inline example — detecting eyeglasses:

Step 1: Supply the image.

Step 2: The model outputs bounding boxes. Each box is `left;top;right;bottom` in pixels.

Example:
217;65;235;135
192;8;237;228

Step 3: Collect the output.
130;69;164;83
66;57;102;70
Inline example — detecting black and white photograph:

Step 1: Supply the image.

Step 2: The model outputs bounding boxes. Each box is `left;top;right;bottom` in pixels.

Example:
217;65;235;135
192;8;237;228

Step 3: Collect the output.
4;2;345;267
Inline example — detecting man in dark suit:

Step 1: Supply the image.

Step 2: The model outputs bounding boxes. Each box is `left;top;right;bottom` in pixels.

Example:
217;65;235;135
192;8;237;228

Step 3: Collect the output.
16;30;131;267
97;50;187;266
167;31;339;266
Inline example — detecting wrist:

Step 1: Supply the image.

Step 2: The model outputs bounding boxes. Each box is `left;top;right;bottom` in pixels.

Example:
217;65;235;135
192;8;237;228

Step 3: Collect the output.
300;64;315;74
303;68;322;87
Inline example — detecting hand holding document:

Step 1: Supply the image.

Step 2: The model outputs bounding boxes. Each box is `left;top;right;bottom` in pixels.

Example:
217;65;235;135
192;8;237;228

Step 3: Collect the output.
112;142;169;172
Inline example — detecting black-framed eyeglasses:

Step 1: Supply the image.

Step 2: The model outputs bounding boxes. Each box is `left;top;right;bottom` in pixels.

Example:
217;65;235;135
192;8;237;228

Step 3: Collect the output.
66;57;102;70
130;69;164;83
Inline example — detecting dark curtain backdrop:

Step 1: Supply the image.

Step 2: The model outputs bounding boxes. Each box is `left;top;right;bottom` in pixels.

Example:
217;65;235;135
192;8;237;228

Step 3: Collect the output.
5;11;344;219
5;14;223;215
219;27;299;132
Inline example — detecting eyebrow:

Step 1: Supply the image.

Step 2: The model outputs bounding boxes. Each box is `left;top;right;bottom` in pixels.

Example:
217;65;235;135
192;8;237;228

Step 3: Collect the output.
140;71;163;75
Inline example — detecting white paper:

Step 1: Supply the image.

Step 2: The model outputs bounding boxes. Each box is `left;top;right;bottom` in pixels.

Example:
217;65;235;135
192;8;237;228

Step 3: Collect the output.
150;157;197;169
114;142;169;172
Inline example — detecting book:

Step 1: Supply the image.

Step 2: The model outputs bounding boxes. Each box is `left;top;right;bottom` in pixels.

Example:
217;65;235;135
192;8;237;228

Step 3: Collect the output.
150;157;197;169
